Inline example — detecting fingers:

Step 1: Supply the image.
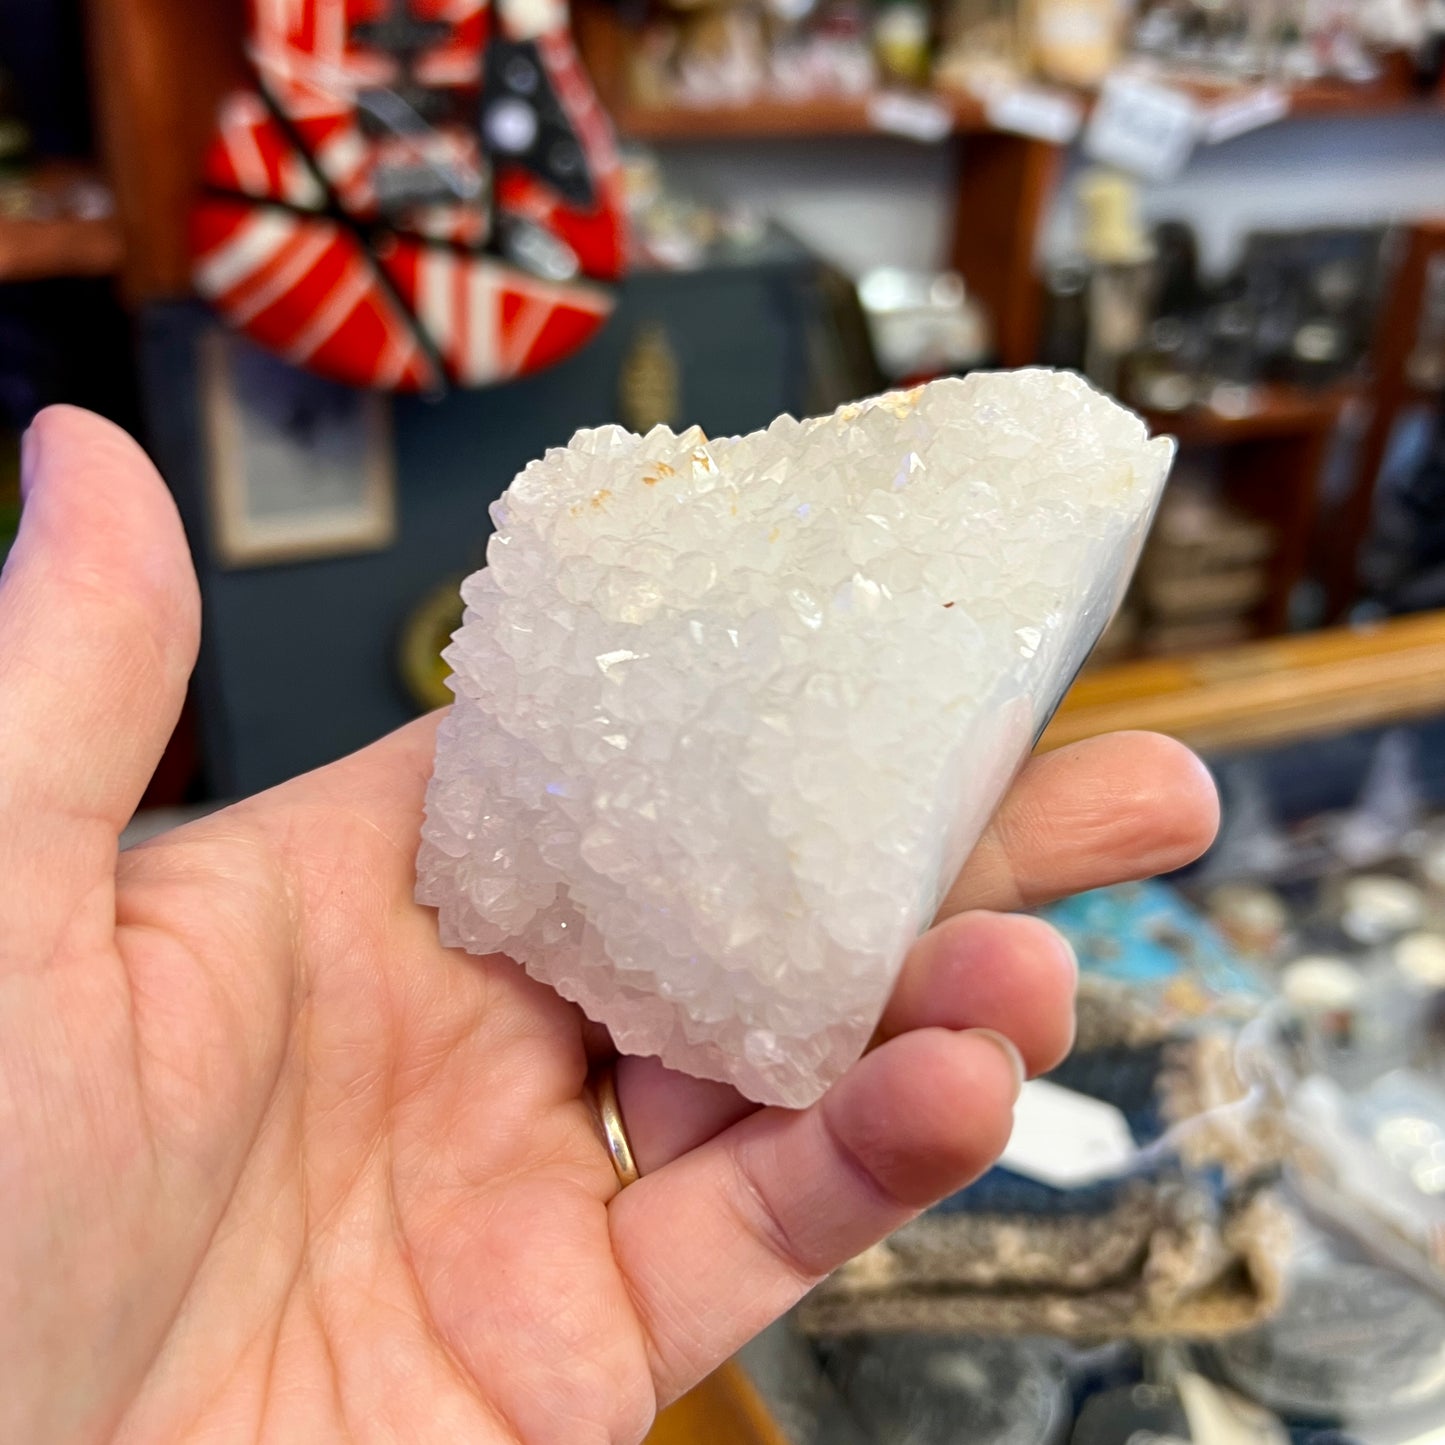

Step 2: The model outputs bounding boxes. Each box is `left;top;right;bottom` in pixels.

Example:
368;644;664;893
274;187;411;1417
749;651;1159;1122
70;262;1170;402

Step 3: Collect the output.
618;1056;755;1176
612;736;1198;1173
875;910;1076;1070
610;1027;1022;1403
618;908;1077;1173
0;408;200;950
937;731;1218;919
331;722;1215;938
331;724;1214;927
353;720;1204;1186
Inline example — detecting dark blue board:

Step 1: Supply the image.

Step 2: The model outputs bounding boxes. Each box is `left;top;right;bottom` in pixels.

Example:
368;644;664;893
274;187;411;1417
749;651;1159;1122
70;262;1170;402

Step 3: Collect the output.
140;241;822;798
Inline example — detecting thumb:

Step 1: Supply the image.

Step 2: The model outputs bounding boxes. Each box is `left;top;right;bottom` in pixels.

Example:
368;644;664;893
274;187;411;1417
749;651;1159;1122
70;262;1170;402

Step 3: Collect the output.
0;406;200;955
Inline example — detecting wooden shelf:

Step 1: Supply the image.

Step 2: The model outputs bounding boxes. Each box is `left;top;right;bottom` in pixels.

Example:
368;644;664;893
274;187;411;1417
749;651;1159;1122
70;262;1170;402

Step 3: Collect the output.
1137;383;1348;634
612;90;989;142
1142;382;1352;447
1042;610;1445;754
614;95;883;143
1267;72;1436;117
0;161;124;284
604;68;1438;145
595;42;1433;146
1137;66;1433;118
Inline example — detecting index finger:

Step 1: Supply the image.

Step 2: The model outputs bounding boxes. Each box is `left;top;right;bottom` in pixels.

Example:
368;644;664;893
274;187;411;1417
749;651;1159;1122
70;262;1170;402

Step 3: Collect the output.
935;729;1218;920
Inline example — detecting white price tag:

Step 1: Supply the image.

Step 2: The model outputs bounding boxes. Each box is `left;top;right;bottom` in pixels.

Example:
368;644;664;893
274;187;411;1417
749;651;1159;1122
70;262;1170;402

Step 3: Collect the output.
984;85;1084;144
1000;1079;1139;1189
866;90;953;143
1083;74;1200;181
1200;85;1290;144
1178;1372;1291;1445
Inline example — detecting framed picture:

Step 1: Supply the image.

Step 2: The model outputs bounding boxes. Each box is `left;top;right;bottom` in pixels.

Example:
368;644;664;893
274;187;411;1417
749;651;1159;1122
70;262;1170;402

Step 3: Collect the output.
201;329;396;568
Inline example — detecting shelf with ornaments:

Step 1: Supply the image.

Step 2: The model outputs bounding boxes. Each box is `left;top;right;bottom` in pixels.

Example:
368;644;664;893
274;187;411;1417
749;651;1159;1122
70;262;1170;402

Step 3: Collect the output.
0;161;124;285
572;0;1443;148
1133;387;1345;642
1141;380;1356;447
598;74;1442;146
596;76;1441;148
572;0;961;142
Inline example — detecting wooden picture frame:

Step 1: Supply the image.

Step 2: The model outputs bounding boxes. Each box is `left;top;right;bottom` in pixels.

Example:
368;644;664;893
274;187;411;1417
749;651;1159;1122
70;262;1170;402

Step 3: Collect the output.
201;329;396;568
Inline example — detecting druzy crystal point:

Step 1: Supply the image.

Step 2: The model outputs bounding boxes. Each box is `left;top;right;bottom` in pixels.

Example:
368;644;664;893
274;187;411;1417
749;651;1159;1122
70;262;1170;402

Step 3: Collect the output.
417;372;1173;1107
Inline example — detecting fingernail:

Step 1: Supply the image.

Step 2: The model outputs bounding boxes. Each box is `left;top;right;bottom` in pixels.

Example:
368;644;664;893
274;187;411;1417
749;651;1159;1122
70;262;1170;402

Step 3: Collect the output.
967;1028;1026;1102
1055;927;1079;981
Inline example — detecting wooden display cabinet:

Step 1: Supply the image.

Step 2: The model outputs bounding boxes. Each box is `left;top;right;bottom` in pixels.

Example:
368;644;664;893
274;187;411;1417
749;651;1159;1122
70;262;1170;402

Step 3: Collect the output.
571;0;1441;370
568;3;1441;632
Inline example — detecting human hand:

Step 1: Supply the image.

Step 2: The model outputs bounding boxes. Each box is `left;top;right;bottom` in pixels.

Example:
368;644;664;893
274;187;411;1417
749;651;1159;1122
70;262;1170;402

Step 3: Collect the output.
0;407;1217;1444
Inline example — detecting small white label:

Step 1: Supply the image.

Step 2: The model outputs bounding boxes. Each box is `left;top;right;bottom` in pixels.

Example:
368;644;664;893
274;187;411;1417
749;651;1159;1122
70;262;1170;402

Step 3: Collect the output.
1084;74;1200;181
866;90;953;143
1200;85;1290;144
1178;1372;1291;1445
1037;5;1112;45
984;85;1084;144
1000;1079;1139;1188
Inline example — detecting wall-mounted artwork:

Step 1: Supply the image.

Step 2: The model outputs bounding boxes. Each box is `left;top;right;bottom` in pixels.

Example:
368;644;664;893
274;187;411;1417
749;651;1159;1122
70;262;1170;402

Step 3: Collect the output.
202;330;395;568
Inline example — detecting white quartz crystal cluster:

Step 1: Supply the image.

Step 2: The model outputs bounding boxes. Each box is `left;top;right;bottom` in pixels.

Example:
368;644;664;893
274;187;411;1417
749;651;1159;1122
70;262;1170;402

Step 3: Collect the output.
417;371;1173;1107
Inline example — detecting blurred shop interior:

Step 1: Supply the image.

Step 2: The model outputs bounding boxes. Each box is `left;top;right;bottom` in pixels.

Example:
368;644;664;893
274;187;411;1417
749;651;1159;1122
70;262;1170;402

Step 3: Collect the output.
12;0;1445;1439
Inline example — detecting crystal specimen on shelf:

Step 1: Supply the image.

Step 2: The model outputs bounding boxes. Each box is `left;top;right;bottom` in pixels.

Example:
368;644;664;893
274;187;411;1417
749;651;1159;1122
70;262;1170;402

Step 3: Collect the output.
417;371;1174;1107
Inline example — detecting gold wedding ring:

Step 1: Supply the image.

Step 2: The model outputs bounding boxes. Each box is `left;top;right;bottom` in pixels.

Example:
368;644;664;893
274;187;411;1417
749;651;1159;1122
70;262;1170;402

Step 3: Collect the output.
591;1063;640;1189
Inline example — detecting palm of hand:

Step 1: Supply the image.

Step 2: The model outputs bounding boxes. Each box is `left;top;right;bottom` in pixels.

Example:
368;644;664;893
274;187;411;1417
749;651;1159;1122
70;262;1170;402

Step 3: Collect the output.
2;409;1216;1445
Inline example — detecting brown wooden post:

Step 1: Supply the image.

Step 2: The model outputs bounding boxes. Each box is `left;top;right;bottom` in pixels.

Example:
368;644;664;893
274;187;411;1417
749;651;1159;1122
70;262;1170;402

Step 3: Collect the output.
84;0;249;304
1321;220;1445;619
949;132;1063;368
